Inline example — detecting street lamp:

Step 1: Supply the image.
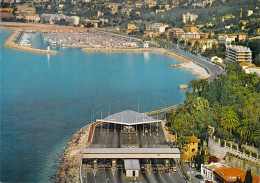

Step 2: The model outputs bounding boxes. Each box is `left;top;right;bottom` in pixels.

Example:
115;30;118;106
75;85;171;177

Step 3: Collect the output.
160;99;166;109
92;104;100;122
160;99;167;120
108;97;115;120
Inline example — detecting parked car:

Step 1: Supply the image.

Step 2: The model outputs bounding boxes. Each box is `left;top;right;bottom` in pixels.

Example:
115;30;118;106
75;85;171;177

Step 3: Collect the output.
195;174;203;179
172;167;177;172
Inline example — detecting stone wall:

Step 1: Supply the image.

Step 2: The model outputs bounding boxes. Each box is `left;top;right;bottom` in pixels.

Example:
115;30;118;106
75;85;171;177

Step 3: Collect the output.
208;136;228;159
208;136;260;175
225;155;260;176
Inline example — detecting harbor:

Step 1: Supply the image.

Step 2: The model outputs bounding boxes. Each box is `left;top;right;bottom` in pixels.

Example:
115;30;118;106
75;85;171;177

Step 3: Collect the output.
42;30;143;48
3;29;58;54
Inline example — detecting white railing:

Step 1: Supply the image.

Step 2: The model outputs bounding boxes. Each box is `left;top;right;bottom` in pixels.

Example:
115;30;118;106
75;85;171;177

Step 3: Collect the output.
208;136;260;164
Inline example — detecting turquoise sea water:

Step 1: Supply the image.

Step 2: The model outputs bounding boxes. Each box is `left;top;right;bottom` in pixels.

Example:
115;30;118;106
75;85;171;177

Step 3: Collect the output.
0;28;195;182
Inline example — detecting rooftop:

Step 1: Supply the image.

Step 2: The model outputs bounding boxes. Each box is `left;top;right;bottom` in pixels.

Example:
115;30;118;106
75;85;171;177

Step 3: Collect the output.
239;62;253;66
214;167;260;182
83;148;180;154
186;135;200;143
98;110;162;125
124;159;140;170
228;45;252;52
203;162;229;171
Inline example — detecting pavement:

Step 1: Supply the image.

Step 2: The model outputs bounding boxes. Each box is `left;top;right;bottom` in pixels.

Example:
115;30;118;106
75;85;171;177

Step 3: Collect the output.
82;165;186;183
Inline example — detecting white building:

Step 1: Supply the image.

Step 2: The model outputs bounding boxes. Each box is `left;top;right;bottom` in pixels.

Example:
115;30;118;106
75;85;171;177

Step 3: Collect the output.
220;37;235;45
211;56;223;64
143;41;151;48
226;45;252;62
201;162;229;181
124;159;140;177
182;12;198;24
182;32;200;39
245;66;260;76
146;23;169;33
67;16;80;26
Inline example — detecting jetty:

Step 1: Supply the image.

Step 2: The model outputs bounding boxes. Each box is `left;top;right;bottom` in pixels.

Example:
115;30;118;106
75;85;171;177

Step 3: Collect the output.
3;30;58;54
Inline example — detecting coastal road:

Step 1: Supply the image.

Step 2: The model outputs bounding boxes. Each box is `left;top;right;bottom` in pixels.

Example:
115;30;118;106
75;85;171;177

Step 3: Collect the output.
168;46;226;82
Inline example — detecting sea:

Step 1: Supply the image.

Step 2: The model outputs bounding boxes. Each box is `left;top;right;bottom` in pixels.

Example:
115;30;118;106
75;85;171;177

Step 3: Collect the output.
0;28;195;182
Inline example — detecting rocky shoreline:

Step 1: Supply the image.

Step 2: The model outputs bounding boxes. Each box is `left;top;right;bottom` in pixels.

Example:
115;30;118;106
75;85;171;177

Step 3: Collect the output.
55;124;91;183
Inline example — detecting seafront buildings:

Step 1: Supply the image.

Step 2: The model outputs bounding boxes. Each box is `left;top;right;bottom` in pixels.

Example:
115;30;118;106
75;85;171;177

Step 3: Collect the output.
226;45;252;62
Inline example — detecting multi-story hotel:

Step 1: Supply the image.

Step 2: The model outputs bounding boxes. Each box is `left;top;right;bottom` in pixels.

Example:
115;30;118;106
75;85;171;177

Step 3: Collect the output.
226;45;252;62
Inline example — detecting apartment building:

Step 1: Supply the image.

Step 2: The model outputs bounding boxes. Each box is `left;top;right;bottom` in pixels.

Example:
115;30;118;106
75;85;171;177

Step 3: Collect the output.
167;28;184;40
226;45;252;62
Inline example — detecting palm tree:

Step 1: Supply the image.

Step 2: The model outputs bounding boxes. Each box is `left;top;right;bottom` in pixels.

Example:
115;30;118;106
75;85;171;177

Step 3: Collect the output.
237;119;251;142
199;79;209;92
188;79;199;93
221;109;240;135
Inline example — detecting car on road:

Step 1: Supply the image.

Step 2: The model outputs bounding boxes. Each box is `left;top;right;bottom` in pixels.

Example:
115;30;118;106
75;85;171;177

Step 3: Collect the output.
153;168;158;174
145;128;148;134
195;174;203;179
141;166;145;173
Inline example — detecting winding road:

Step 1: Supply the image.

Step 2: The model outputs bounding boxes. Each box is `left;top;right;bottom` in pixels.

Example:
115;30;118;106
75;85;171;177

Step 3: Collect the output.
168;46;226;82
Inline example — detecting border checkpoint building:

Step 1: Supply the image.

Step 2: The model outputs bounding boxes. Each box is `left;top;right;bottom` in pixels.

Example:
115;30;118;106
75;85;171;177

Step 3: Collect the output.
81;110;181;178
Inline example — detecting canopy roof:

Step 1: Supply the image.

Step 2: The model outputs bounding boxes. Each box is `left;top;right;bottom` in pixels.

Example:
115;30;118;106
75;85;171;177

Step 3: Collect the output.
124;159;140;170
97;110;162;125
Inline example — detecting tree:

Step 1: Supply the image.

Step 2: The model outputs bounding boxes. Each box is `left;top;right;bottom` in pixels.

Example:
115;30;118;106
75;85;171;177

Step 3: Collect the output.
237;119;251;143
245;169;253;183
189;79;200;93
236;177;243;183
220;108;240;135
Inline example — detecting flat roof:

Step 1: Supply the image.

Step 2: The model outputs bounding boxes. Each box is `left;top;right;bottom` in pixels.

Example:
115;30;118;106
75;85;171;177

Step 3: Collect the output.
83;148;180;154
97;110;162;125
124;159;140;170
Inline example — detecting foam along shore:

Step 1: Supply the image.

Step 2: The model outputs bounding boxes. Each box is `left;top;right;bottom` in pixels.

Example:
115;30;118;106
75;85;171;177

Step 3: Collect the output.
3;29;58;54
82;47;211;79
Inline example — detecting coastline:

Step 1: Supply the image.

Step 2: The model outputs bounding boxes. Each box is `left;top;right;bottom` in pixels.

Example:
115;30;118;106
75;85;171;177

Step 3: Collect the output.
55;123;91;183
1;22;212;79
82;47;212;79
2;28;59;54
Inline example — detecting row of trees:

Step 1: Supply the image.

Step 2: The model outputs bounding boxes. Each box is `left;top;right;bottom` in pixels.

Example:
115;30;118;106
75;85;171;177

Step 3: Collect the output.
166;62;260;147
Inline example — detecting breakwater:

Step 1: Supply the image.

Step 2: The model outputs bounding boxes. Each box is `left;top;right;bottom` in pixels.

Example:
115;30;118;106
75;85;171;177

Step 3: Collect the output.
56;121;102;183
3;29;58;54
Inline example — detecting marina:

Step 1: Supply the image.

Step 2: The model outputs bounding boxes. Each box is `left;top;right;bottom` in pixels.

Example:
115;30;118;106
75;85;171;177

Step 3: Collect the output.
42;31;144;48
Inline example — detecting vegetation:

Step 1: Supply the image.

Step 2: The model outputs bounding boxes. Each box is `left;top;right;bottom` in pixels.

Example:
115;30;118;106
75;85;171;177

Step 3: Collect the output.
245;169;253;183
166;62;260;147
201;43;226;59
